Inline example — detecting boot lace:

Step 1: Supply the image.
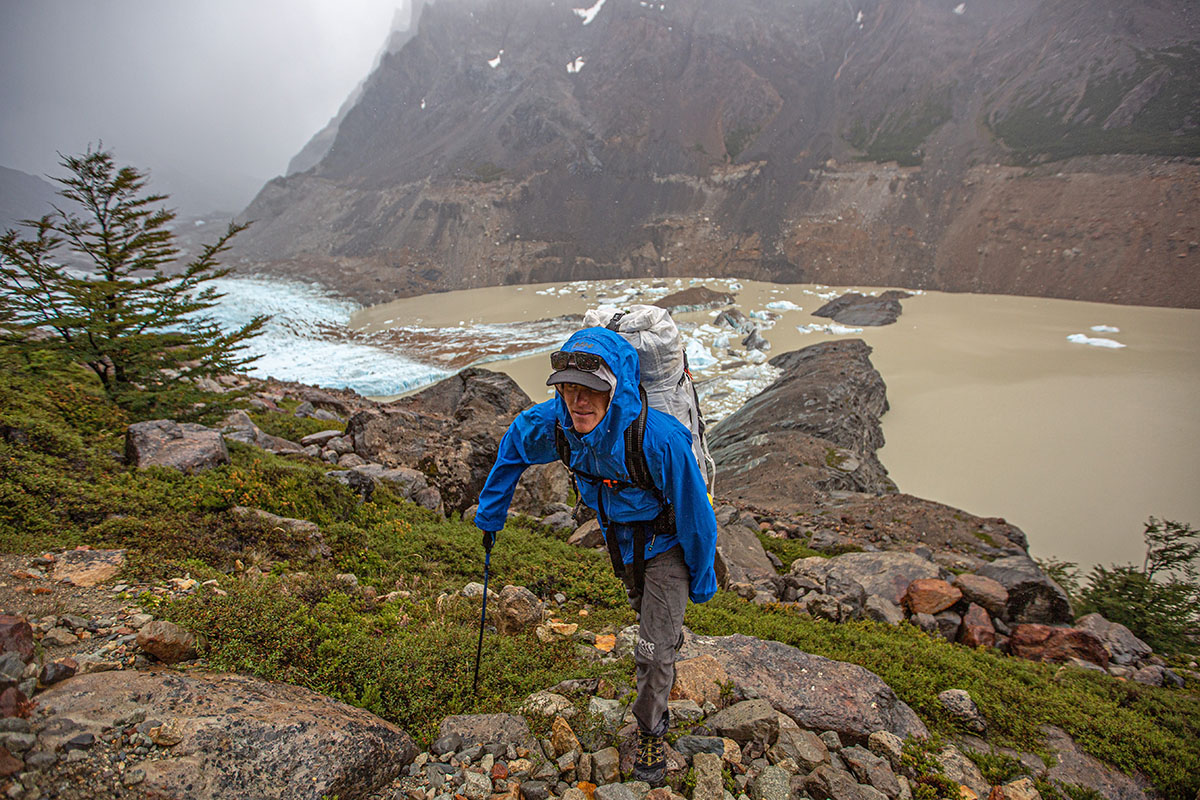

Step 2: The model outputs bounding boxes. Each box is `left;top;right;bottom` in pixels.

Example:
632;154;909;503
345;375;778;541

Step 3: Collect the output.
637;730;665;765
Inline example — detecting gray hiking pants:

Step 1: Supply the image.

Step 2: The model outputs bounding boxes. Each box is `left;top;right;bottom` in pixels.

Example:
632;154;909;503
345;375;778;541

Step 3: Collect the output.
623;545;690;736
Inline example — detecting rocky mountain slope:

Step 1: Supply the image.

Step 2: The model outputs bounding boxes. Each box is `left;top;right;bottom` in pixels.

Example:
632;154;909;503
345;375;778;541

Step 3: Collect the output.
232;0;1200;308
3;336;1197;798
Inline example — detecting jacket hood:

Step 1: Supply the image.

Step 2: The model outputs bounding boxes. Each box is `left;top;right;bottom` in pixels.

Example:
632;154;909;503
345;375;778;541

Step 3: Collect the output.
554;327;642;450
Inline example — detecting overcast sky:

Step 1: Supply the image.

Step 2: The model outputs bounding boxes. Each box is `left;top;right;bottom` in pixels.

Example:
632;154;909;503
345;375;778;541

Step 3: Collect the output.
0;0;407;213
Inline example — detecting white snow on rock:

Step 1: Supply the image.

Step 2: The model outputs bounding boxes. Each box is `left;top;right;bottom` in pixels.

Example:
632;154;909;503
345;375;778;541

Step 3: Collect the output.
488;50;503;69
953;3;966;14
574;0;608;25
567;56;586;73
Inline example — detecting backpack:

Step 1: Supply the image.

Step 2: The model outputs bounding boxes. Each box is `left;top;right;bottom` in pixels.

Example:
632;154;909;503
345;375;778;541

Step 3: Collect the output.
583;304;716;491
553;305;717;592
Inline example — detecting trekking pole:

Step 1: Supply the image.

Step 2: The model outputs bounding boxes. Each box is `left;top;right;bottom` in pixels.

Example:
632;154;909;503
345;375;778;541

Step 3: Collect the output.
472;531;496;695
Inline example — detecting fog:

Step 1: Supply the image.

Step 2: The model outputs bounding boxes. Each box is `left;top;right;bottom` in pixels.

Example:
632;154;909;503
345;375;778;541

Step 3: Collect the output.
0;0;407;215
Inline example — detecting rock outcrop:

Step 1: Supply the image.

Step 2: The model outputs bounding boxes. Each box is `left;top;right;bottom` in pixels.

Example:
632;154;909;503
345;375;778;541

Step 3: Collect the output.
812;292;910;327
125;420;229;473
33;670;418;799
347;368;533;512
709;340;895;509
680;632;928;743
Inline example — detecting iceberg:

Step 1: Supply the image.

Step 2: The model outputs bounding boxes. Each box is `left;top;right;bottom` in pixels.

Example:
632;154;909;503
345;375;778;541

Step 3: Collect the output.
685;338;718;369
1068;334;1126;349
766;300;802;311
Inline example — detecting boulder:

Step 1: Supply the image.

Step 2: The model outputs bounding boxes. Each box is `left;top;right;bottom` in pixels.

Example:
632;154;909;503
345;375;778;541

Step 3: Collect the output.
0;617;34;663
776;721;829;770
1009;624;1109;668
976;556;1072;624
510;462;573;517
952;573;1009;619
709;340;896;510
328;463;444;513
715;518;778;588
863;595;905;626
937;689;986;734
805;765;875;800
494;585;545;635
935;745;989;800
840;745;901;797
299;429;345;448
703;699;779;745
902;579;962;615
137;621;198;663
1074;613;1153;666
126;420;229;473
347;368;532;513
822;552;942;607
680;632;927;742
691;751;724;800
669;654;731;706
439;714;538;753
35;670;417;798
568;520;605;549
49;548;126;588
958;603;996;649
220;410;302;454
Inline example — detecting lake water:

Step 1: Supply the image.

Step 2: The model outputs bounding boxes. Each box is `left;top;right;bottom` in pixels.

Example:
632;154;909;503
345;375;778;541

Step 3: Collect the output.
216;274;1200;573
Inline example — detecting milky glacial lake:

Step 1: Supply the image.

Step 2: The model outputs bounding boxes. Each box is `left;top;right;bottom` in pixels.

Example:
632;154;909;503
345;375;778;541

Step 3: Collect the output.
215;275;1200;573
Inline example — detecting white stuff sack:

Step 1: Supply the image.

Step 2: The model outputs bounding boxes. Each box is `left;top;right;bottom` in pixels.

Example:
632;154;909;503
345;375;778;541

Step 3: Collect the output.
584;304;717;490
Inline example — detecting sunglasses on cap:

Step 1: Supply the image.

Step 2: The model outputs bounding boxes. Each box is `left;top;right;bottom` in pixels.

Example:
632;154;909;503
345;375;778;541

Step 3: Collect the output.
550;350;604;372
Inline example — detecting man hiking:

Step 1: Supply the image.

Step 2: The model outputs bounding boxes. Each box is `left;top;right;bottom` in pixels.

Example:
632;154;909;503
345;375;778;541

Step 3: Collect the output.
474;325;719;786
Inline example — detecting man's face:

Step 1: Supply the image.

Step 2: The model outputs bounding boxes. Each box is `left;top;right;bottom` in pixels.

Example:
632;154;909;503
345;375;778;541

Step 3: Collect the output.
559;382;610;434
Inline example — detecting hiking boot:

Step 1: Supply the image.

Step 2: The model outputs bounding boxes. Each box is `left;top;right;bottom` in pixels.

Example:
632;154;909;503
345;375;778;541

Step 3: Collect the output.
633;728;666;786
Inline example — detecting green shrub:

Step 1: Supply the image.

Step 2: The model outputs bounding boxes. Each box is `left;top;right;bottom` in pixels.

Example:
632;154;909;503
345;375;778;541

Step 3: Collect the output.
169;577;626;745
246;409;343;443
756;532;826;567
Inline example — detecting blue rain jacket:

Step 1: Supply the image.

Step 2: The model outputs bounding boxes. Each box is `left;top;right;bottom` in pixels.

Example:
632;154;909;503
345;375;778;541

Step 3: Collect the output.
475;327;719;604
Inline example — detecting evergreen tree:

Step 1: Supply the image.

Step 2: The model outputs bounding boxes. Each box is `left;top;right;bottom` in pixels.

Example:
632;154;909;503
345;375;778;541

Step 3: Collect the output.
0;147;265;418
1079;517;1200;655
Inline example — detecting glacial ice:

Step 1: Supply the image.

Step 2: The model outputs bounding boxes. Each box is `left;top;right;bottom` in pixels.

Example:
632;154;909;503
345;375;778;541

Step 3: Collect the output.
1068;334;1126;349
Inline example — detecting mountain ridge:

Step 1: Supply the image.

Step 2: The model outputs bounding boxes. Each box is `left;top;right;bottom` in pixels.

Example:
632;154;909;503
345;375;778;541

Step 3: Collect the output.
232;0;1200;308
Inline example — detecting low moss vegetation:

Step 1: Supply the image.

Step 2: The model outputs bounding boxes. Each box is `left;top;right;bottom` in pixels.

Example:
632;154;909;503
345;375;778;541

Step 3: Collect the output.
3;350;1199;797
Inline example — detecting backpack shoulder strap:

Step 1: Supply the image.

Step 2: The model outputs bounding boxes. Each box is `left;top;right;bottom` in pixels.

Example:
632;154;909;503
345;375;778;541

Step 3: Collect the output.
554;419;571;469
623;384;660;499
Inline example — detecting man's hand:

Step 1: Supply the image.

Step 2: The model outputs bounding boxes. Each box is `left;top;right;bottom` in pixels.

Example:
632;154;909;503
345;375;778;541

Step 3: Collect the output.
482;531;497;551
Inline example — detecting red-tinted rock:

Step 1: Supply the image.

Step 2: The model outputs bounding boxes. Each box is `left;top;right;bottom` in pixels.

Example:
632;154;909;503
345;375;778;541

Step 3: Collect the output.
0;687;29;719
902;579;962;615
137;621;198;663
0;746;21;778
1009;625;1109;668
0;616;34;663
958;603;996;649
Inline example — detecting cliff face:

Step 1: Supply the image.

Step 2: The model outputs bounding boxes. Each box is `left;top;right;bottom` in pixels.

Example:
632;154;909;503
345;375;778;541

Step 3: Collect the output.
234;0;1200;308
